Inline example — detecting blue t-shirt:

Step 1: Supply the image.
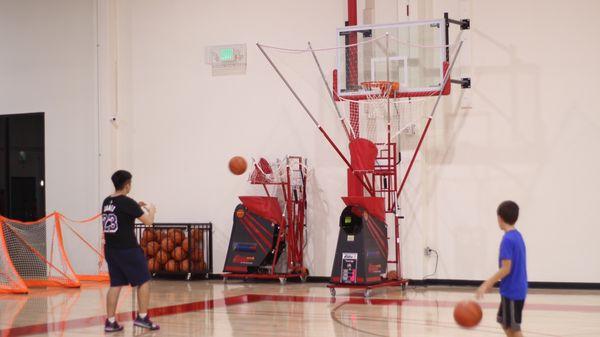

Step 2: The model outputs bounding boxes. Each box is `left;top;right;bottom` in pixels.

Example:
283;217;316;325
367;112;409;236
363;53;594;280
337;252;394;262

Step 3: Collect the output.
499;229;528;300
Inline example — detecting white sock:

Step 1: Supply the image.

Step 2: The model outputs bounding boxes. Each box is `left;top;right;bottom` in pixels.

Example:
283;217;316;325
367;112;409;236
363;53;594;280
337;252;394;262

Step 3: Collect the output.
108;317;116;323
139;313;147;319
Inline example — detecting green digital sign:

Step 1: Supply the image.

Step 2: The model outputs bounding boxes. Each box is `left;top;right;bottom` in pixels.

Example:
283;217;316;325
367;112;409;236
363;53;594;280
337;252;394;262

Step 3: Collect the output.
219;48;234;61
344;216;352;224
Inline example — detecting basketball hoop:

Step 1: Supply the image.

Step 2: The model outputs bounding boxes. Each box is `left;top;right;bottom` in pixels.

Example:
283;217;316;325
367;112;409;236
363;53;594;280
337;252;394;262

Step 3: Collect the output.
360;81;399;96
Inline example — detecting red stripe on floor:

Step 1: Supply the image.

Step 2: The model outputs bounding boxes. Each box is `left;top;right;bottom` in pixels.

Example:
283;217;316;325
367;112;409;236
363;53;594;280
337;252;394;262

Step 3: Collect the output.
1;293;599;336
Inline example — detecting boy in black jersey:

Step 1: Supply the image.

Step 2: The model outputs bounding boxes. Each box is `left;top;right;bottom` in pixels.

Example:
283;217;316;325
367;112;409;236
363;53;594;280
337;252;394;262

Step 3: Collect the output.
102;170;159;332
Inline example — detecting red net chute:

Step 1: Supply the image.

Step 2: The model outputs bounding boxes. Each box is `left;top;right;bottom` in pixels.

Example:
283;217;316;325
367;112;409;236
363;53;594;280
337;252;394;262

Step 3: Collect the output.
250;158;279;184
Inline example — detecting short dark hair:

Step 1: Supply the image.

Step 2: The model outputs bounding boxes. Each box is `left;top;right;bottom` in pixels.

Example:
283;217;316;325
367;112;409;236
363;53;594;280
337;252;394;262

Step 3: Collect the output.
497;200;519;225
111;170;132;190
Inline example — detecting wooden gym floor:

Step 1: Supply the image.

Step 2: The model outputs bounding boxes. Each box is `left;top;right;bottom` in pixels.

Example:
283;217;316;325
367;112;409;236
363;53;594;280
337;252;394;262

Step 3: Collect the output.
0;280;599;336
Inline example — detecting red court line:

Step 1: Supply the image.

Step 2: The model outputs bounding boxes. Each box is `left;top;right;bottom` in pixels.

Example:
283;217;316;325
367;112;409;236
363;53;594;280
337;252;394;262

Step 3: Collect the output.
0;295;256;337
2;293;599;336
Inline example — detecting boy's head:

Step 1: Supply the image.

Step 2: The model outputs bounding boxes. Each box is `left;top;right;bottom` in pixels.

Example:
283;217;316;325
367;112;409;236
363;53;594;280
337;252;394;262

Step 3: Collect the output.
497;200;519;228
111;170;133;193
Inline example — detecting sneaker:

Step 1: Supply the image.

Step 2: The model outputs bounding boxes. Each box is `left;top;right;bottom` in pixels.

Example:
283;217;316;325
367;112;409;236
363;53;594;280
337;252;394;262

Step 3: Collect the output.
134;315;160;330
104;319;124;333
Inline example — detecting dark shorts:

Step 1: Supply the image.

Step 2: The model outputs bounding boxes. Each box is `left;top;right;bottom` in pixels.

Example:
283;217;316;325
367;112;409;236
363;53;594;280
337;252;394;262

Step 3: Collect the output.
497;296;525;331
105;246;151;287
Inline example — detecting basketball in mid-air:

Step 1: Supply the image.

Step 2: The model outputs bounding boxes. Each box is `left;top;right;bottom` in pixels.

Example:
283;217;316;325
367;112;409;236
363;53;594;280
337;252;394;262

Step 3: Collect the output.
453;300;482;328
229;156;247;175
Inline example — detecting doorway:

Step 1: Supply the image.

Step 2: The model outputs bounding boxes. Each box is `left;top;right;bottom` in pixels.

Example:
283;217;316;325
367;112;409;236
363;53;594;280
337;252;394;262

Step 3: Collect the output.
0;113;45;221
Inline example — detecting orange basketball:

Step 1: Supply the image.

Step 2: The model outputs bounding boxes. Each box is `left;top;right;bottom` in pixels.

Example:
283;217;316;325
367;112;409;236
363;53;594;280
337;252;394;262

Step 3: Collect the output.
155;229;168;241
228;156;247;175
191;228;203;241
181;259;190;272
141;245;148;256
156;250;170;264
173;246;187;261
182;239;189;252
387;270;398;280
146;241;160;256
140;237;148;247
147;258;161;272
165;259;179;272
168;229;185;245
161;237;175;252
142;228;155;242
453;300;482;328
166;228;176;239
190;249;203;262
192;261;207;272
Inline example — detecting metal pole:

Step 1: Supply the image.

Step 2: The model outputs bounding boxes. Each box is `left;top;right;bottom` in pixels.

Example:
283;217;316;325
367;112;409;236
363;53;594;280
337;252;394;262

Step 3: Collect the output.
307;42;355;141
395;40;464;200
385;33;392;204
256;43;319;126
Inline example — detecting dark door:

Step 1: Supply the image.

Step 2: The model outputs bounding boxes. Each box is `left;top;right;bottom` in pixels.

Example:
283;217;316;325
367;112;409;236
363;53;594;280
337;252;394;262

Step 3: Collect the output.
10;177;38;222
0;113;45;221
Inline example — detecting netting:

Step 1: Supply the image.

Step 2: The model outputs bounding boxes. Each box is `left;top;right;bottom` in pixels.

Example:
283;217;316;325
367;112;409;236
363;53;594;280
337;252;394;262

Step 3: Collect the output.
257;32;456;141
340;97;427;145
0;212;110;293
257;27;463;215
0;222;28;293
58;214;108;281
249;157;285;184
0;214;80;289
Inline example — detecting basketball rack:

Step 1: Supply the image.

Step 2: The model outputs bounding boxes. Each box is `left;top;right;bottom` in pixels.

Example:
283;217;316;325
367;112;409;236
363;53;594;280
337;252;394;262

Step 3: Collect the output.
223;156;308;284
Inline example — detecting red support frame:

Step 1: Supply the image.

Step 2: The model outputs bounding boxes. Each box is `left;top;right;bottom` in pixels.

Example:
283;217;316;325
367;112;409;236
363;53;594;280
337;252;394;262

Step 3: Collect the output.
326;0;409;297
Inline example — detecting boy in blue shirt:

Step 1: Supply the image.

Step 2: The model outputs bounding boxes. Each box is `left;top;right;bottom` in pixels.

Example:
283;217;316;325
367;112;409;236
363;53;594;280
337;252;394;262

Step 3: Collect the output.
477;200;527;337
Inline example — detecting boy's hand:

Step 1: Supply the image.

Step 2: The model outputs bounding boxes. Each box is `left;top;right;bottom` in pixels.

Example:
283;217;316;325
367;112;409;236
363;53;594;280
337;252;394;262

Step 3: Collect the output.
146;203;156;213
476;281;490;299
140;202;156;214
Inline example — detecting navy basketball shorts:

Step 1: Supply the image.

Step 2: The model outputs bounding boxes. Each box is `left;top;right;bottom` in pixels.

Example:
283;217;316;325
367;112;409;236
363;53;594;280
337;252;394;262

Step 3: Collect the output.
105;246;151;287
497;296;525;331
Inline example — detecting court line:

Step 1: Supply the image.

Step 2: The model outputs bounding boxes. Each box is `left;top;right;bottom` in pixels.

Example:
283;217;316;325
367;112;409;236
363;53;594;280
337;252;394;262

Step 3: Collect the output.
1;293;599;336
0;295;257;337
245;294;600;313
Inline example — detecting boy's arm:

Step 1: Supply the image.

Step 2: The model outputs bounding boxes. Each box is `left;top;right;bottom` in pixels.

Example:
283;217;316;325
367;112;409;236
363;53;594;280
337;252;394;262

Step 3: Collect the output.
476;259;512;299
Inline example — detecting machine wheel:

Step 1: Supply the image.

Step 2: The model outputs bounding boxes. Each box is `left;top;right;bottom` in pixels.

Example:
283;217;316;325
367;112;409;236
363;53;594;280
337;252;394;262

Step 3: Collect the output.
330;288;336;297
186;273;191;281
279;277;287;285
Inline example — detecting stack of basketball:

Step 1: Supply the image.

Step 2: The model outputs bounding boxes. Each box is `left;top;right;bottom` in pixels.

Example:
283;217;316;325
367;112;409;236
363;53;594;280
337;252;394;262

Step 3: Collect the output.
140;228;207;273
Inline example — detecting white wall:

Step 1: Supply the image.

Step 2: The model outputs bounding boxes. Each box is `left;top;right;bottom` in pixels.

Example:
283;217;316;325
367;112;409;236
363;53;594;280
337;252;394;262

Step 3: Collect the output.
408;0;600;283
0;0;100;274
110;0;600;282
3;0;599;283
112;0;347;277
